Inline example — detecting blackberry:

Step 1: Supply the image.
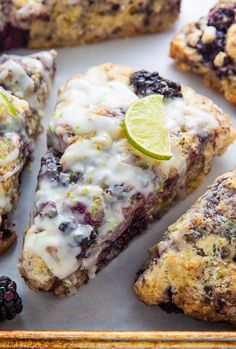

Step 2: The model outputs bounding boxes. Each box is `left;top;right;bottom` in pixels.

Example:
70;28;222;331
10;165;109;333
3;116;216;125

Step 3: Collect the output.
1;228;13;240
41;153;63;183
195;4;236;75
76;230;98;258
208;7;235;32
214;56;236;78
0;276;23;321
73;201;86;215
0;25;29;51
130;70;182;98
196;37;222;63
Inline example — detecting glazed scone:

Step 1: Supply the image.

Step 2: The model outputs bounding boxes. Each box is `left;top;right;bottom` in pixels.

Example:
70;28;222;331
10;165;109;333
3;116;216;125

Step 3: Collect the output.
0;51;56;255
134;169;236;323
170;0;236;105
19;64;235;297
0;0;181;50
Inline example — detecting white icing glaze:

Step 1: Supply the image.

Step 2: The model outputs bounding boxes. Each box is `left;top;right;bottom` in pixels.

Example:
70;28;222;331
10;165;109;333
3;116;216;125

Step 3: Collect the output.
164;98;219;135
0;52;55;229
0;56;45;114
25;65;220;280
49;66;137;152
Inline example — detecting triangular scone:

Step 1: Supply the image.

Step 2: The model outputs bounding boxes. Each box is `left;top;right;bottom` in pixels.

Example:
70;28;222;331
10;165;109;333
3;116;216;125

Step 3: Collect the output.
0;51;56;255
170;0;236;105
19;64;235;297
0;0;181;49
134;169;236;323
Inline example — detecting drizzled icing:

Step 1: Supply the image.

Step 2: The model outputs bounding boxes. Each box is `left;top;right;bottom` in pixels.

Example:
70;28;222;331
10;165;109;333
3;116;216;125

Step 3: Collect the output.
0;87;29;213
24;64;220;280
0;51;55;116
0;51;56;217
164;98;219;135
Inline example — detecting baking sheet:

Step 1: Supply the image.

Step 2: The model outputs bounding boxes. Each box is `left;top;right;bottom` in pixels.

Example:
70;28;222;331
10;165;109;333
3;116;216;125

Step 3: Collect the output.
1;0;236;331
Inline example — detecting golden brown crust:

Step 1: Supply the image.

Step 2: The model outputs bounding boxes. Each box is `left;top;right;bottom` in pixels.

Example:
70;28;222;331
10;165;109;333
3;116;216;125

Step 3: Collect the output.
28;10;180;49
1;1;181;49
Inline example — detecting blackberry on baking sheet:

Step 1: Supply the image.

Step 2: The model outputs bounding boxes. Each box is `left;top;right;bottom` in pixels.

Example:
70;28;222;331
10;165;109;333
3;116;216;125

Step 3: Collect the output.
0;276;23;321
130;70;182;98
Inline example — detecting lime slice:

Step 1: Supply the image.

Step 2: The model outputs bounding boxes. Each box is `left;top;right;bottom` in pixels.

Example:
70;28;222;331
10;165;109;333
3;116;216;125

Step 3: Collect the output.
124;94;172;160
0;92;18;117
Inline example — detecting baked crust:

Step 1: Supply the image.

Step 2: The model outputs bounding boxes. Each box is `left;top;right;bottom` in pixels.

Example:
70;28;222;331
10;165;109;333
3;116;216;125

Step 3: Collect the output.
134;169;236;323
19;64;235;297
0;0;181;49
170;0;236;105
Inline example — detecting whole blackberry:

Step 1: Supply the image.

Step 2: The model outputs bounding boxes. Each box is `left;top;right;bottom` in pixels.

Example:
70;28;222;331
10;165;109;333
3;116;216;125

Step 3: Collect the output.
130;70;182;98
0;276;23;321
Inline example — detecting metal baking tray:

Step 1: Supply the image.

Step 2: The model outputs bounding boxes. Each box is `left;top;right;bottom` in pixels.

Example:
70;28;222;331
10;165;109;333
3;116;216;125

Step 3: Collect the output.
1;0;236;346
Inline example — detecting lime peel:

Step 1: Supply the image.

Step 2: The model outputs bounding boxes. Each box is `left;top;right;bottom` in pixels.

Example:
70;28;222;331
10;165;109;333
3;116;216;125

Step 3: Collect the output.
0;91;18;117
124;94;172;160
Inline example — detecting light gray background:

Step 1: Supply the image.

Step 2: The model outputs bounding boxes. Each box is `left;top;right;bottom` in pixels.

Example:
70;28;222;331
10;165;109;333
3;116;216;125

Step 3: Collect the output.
1;0;236;330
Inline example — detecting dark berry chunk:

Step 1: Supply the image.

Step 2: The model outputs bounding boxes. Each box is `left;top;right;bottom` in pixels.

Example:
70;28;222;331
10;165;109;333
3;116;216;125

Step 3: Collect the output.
76;230;98;258
73;202;87;215
208;7;235;31
0;276;23;322
41;153;63;182
69;171;81;184
0;25;29;51
196;41;218;63
195;3;236;77
214;56;236;78
90;230;98;240
58;220;77;234
40;201;58;218
1;228;13;240
57;171;81;186
130;70;182;98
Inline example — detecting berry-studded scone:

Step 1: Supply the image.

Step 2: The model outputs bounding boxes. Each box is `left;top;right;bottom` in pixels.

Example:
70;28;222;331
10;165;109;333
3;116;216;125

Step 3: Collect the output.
0;0;181;50
0;51;56;256
19;64;235;297
134;169;236;323
170;0;236;106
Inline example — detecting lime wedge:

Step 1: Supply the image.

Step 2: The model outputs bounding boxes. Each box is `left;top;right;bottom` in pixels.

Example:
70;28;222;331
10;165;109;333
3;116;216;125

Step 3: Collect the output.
0;92;18;117
124;94;172;160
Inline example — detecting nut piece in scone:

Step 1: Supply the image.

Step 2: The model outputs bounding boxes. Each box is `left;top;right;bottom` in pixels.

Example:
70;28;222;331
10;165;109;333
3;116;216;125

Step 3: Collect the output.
19;64;235;297
0;0;181;50
134;169;236;323
170;0;236;106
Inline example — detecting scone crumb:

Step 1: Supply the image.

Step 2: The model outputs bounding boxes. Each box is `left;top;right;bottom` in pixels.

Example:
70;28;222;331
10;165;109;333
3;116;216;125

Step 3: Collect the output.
214;52;227;67
201;26;216;44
